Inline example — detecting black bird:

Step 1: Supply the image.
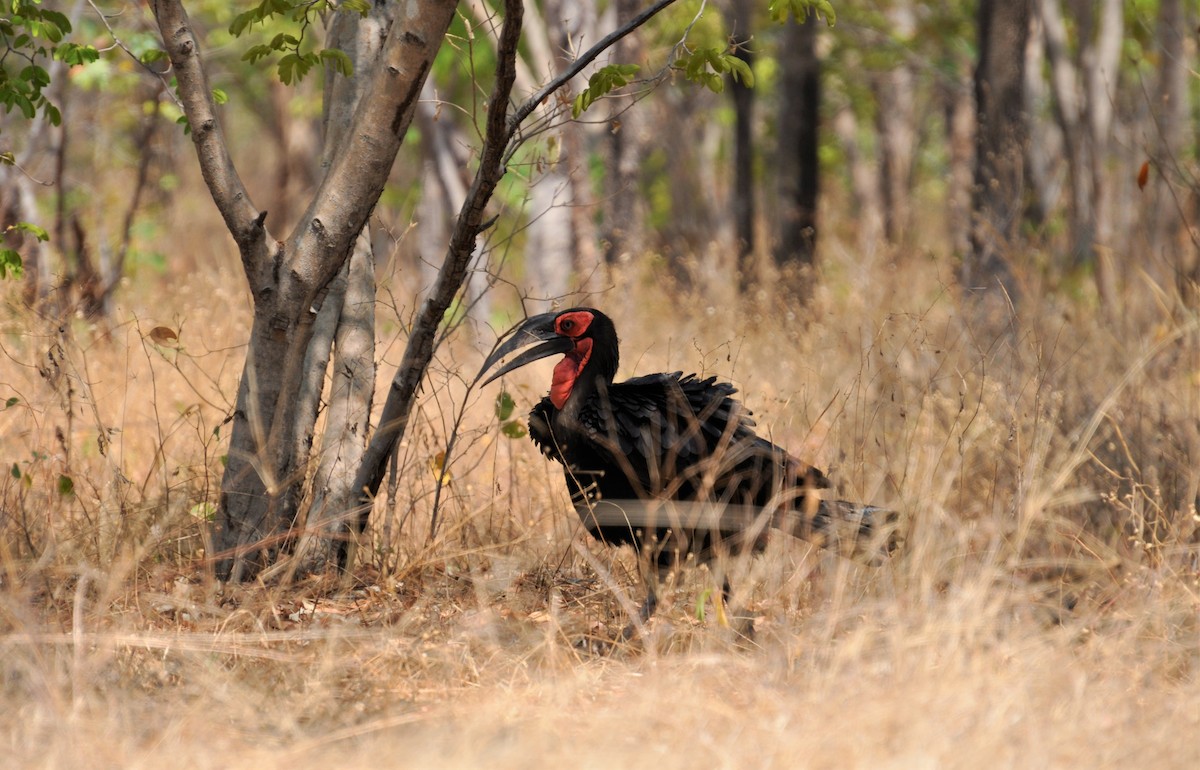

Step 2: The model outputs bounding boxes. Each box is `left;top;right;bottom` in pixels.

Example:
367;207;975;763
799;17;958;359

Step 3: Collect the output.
478;308;891;634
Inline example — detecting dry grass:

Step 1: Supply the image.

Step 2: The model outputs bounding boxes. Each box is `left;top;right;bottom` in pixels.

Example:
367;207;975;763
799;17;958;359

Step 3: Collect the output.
1;218;1198;767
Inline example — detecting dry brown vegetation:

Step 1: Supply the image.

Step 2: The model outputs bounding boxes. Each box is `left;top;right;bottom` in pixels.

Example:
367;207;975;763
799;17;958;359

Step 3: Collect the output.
2;210;1198;766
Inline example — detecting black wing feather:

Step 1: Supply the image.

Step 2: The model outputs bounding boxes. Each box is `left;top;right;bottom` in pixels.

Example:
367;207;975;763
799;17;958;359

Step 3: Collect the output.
529;372;828;508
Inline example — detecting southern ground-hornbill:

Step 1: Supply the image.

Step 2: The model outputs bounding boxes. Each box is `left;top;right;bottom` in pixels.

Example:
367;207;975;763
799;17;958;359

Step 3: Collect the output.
478;307;892;635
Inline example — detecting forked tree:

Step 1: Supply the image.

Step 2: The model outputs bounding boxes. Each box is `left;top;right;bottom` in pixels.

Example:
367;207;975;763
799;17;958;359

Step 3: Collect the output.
150;0;779;580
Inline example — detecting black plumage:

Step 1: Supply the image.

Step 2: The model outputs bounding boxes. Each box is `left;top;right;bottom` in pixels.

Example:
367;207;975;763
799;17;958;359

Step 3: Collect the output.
478;307;889;633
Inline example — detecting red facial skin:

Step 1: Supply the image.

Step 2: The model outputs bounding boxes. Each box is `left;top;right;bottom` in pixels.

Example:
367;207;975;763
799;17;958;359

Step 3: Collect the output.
549;311;594;408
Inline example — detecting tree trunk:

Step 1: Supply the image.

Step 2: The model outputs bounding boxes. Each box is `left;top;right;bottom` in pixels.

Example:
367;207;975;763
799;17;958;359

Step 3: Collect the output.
153;0;458;581
966;0;1027;309
1039;0;1122;305
416;80;490;322
727;0;755;290
1083;0;1123;308
277;5;393;575
603;0;646;266
1152;0;1199;306
293;230;376;573
873;1;916;246
945;56;975;259
775;12;821;275
1039;0;1092;271
1022;9;1061;229
1150;0;1188;266
832;105;884;256
524;167;574;307
546;0;605;297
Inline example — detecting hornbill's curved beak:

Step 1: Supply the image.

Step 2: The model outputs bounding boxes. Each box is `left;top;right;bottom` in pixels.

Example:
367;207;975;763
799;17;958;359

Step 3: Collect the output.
476;312;574;386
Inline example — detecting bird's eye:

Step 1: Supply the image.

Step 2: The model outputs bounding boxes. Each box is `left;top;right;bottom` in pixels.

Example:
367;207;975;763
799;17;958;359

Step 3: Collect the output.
560;319;574;332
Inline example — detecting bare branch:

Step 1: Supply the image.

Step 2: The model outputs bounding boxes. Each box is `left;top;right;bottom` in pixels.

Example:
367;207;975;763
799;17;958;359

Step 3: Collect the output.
504;0;679;160
87;0;180;107
150;0;272;289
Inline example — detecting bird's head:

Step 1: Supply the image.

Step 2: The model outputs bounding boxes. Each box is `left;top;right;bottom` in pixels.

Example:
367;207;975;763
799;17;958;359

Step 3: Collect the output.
478;308;619;409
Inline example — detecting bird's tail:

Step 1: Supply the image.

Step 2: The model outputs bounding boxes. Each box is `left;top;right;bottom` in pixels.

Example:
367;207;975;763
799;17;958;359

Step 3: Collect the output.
778;499;900;561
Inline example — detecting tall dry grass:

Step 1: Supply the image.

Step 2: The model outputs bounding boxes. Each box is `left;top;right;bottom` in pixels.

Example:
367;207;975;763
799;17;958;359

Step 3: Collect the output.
1;212;1197;767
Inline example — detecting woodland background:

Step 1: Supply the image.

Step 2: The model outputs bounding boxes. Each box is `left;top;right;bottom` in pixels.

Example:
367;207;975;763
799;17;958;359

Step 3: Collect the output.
1;1;1198;767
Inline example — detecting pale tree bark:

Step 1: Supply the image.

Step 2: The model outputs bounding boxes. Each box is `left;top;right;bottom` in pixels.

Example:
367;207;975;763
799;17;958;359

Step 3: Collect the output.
1022;9;1061;228
1083;0;1123;308
546;0;605;297
524;169;574;306
1038;0;1123;306
1039;0;1089;263
832;105;884;256
944;56;975;259
603;0;647;266
415;81;490;322
285;5;388;574
966;0;1026;309
153;0;457;580
776;12;821;274
873;0;916;245
1146;0;1194;301
460;0;602;306
523;0;600;306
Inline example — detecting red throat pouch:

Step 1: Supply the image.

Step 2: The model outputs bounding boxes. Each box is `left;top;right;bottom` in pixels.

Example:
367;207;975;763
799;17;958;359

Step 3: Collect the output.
550;338;593;408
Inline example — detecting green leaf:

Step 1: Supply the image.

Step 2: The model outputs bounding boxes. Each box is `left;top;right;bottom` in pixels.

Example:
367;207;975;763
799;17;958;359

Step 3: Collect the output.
14;93;35;119
242;44;274;65
140;48;168;65
211;87;228;105
189;501;216;521
318;48;353;77
19;64;50;87
57;474;74;497
726;55;754;87
500;420;527;439
55;43;99;66
11;221;49;241
9;463;19;480
0;249;24;279
40;9;72;35
340;0;371;15
495;391;516;421
278;53;296;84
768;0;836;26
4;397;18;409
269;32;300;49
572;63;640;118
229;8;259;36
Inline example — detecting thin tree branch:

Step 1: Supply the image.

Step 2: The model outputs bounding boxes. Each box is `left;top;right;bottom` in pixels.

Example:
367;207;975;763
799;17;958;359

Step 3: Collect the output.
87;0;181;107
150;0;272;291
504;0;679;160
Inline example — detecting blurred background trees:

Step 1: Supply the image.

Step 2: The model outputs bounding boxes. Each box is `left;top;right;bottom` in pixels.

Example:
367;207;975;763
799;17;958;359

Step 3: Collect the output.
5;0;1197;316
